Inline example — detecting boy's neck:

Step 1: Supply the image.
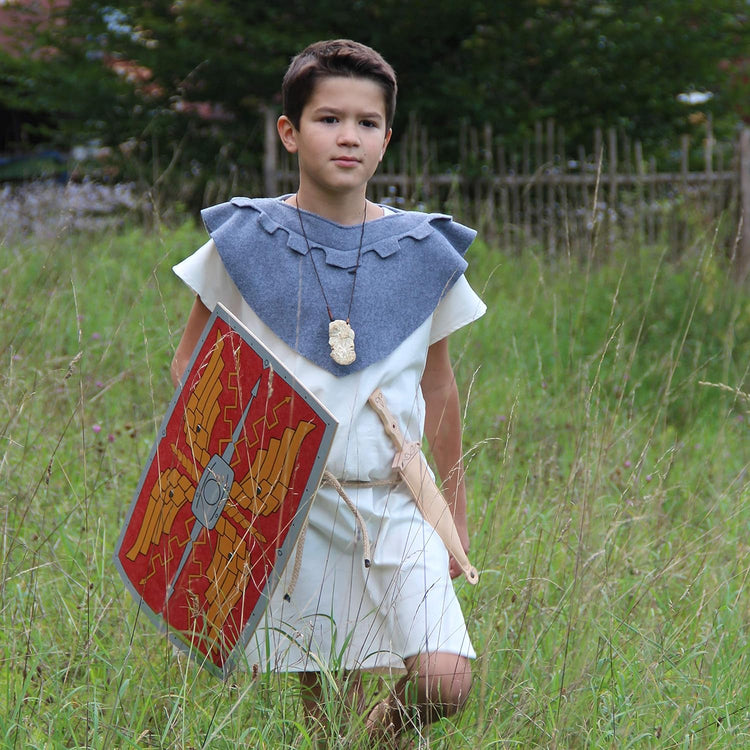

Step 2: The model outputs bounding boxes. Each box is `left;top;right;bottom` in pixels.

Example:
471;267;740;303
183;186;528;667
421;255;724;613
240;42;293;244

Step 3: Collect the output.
290;186;372;225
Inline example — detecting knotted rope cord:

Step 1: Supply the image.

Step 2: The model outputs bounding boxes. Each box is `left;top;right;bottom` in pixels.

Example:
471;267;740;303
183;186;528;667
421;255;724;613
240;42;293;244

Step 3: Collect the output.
284;470;389;601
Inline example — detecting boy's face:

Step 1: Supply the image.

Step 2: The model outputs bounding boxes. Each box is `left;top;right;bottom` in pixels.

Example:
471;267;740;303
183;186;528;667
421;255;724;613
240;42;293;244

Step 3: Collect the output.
278;75;392;199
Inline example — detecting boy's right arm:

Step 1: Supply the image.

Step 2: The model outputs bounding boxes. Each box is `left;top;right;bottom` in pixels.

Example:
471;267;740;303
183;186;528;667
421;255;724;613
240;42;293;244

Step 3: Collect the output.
170;295;212;387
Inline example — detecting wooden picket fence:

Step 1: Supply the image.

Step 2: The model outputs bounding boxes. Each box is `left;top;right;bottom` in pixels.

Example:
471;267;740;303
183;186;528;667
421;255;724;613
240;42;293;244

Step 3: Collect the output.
262;108;750;277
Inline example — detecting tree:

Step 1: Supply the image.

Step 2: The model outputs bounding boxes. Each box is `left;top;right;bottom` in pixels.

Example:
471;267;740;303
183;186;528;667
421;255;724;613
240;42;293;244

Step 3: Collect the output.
434;0;749;148
1;0;747;202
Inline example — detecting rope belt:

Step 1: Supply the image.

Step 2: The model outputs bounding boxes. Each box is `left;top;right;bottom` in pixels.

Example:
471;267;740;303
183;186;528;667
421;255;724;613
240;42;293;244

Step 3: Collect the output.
283;470;398;601
338;478;397;488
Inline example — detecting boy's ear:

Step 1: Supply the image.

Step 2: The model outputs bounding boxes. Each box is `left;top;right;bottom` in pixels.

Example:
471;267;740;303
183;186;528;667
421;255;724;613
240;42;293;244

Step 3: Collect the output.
277;115;298;154
379;128;393;162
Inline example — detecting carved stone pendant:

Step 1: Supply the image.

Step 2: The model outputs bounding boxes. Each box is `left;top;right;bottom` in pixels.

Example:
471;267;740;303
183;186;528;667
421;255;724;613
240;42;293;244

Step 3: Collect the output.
329;319;356;366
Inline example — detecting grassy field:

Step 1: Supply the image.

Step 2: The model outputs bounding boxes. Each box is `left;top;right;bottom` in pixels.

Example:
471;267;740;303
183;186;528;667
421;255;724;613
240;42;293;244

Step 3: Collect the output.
0;208;748;749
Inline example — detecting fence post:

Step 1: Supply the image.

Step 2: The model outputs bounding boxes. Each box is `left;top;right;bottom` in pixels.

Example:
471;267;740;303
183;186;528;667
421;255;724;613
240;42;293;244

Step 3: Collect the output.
483;122;496;243
546;118;556;255
739;126;750;281
607;127;618;247
262;104;278;198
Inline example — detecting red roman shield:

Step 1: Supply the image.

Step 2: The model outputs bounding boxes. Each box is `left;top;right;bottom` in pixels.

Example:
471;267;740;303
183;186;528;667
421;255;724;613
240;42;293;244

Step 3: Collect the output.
114;304;337;678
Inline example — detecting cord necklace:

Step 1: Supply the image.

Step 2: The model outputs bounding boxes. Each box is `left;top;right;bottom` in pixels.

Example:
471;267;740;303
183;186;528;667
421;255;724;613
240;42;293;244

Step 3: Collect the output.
295;196;366;366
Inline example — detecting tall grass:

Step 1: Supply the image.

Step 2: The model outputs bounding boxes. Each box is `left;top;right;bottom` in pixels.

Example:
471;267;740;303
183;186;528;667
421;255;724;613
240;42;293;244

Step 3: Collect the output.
1;208;748;748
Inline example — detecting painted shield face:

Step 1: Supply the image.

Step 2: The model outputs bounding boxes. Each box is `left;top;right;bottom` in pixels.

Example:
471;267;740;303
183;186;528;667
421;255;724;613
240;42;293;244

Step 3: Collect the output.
114;305;337;678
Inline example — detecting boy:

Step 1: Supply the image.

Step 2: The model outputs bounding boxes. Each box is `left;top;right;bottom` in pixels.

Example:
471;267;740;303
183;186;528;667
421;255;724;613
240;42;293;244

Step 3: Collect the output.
171;39;485;746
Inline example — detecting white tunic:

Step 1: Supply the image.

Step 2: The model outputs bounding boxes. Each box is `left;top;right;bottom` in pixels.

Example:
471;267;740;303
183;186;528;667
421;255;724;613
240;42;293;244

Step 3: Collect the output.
173;235;486;673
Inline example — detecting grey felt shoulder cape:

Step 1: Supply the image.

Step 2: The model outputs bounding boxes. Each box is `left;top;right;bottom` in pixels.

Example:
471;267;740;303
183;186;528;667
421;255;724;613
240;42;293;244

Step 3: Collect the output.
201;196;475;376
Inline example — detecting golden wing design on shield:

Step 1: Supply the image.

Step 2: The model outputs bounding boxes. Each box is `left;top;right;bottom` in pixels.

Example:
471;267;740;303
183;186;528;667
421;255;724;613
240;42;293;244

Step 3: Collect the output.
233;420;319;516
197;513;257;651
181;329;227;472
124;330;228;563
125;467;195;561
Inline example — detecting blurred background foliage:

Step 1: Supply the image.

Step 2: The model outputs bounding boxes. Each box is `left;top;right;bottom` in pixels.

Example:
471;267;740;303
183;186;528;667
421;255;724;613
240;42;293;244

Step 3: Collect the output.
0;0;748;207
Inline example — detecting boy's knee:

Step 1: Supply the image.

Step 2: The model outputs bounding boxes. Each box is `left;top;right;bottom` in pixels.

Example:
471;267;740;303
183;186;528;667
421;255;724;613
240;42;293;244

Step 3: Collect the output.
420;655;472;716
434;668;472;715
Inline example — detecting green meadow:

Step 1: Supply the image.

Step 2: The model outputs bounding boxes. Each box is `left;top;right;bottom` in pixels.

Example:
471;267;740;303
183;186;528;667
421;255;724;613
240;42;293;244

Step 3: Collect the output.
1;208;748;748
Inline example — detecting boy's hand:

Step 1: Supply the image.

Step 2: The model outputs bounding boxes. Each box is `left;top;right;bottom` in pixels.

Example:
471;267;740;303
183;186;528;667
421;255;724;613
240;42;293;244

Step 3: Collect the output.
449;555;467;579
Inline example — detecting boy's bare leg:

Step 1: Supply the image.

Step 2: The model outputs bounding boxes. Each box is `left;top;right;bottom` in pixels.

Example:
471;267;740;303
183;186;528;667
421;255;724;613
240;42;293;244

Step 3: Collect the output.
299;671;365;745
299;672;326;743
364;652;472;745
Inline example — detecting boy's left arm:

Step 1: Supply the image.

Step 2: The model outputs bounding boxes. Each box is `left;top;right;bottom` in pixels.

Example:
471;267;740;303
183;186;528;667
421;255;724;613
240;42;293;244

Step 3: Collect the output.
421;337;469;579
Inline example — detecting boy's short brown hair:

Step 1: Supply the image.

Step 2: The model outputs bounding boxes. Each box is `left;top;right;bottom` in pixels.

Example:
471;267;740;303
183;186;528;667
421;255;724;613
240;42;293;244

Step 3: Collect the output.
282;39;397;130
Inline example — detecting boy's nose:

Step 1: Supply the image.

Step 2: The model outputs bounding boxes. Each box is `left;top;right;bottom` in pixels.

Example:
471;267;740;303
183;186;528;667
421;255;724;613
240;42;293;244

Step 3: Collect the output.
337;122;360;145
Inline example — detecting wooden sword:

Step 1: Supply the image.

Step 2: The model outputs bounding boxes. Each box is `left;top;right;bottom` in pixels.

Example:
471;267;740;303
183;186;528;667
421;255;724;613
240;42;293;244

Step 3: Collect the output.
368;388;479;585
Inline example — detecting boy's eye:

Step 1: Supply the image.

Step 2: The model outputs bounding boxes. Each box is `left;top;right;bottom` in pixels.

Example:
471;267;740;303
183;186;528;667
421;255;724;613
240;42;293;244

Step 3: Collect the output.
321;116;338;124
361;120;377;128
